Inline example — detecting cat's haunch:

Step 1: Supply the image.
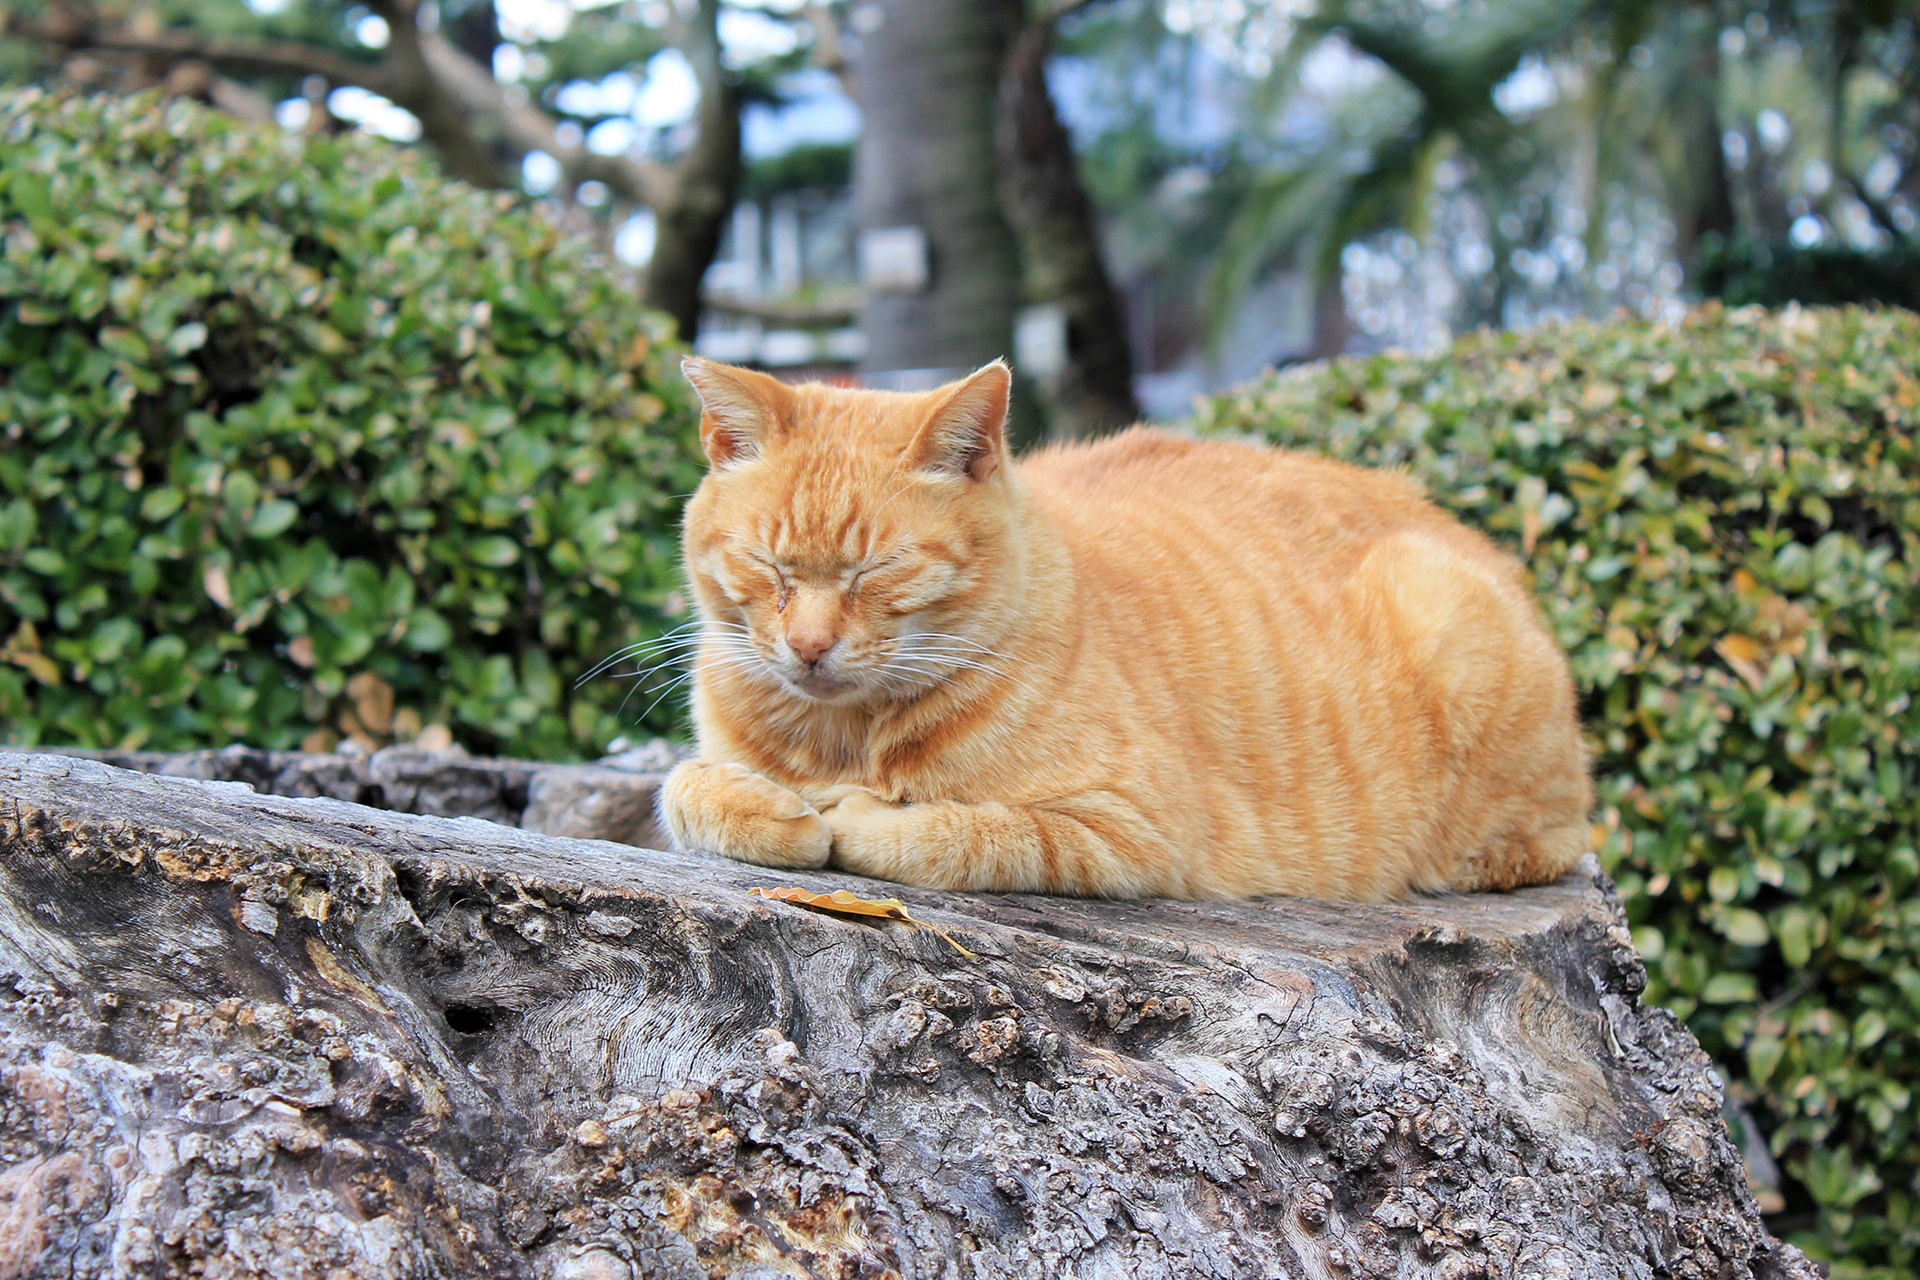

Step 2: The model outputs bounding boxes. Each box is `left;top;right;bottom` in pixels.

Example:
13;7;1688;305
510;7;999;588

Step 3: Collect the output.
656;357;1592;901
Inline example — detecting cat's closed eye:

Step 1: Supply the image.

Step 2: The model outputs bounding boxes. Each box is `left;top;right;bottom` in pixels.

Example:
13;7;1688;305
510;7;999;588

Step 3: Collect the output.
712;549;785;606
869;561;961;615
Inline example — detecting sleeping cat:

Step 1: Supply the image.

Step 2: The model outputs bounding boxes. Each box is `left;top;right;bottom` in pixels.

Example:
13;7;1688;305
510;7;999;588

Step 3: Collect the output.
658;357;1591;901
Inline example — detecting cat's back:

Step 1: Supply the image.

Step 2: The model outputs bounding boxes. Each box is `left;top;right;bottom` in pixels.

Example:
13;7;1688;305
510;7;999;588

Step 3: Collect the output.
1019;426;1467;577
1012;425;1588;899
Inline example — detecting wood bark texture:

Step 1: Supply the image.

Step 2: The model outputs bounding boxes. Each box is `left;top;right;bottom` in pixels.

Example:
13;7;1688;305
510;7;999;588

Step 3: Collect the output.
0;751;1816;1280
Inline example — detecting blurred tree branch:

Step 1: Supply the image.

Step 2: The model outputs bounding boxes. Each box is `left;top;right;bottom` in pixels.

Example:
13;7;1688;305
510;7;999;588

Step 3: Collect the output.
2;9;384;93
800;3;855;97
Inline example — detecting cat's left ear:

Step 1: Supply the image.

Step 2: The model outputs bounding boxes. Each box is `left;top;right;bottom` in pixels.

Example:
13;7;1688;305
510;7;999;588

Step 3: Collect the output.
911;360;1010;483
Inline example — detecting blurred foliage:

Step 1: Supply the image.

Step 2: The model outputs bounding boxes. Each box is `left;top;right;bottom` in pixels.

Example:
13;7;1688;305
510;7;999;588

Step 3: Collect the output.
1058;0;1920;355
1197;302;1920;1277
531;6;669;103
1698;235;1920;310
739;141;853;202
0;89;704;759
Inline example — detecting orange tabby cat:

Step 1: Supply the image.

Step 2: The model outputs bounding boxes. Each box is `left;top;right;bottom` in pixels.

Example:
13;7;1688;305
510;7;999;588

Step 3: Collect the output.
659;357;1591;900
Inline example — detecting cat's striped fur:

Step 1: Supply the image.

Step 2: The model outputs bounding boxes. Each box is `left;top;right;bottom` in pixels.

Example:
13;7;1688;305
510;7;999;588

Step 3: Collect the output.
659;358;1591;900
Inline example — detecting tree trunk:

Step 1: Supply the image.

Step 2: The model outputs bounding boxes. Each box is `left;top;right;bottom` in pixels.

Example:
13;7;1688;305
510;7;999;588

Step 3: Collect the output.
0;749;1817;1279
996;20;1139;439
855;0;1025;378
1305;262;1351;362
1670;33;1736;273
642;0;742;344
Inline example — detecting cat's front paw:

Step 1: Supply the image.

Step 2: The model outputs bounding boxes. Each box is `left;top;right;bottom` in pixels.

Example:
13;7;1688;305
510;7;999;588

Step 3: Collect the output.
661;760;831;869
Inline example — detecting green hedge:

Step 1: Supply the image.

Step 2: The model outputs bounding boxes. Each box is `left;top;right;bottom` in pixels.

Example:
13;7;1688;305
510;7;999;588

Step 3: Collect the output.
1697;235;1920;312
0;90;703;758
1196;304;1920;1277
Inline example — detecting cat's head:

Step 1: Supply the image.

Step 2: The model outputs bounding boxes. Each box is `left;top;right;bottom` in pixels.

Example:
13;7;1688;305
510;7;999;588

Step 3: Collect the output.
677;358;1021;706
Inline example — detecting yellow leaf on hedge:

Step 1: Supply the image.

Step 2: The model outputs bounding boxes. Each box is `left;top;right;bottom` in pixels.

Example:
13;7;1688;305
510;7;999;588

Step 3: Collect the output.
203;562;232;610
1714;635;1765;691
749;886;975;958
1516;476;1545;554
11;652;59;686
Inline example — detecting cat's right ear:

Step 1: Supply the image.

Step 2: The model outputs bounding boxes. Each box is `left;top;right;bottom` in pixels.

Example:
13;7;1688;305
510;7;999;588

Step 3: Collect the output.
682;357;789;468
911;360;1011;483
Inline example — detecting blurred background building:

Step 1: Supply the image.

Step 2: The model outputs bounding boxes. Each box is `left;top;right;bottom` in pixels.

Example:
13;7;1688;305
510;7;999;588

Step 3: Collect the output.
8;0;1915;437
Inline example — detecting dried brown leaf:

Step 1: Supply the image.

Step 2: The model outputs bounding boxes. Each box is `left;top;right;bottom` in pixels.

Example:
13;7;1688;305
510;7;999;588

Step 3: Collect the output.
749;887;975;958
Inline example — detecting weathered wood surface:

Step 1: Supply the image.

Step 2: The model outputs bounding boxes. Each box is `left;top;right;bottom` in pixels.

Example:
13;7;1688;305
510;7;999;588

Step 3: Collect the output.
0;742;682;846
0;752;1814;1280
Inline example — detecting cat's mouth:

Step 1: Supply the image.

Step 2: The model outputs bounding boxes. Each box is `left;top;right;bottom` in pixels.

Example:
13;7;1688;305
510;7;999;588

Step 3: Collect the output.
783;669;862;702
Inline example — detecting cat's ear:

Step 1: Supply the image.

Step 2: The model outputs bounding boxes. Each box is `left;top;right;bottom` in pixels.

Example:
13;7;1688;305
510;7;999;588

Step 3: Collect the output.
910;360;1011;483
682;357;791;468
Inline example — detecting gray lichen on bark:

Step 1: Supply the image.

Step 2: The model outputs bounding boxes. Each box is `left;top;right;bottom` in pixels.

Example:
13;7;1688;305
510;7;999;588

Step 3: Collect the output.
0;752;1815;1279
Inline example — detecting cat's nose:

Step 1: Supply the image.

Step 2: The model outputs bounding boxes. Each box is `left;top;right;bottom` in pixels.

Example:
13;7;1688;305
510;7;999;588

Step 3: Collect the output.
788;628;838;666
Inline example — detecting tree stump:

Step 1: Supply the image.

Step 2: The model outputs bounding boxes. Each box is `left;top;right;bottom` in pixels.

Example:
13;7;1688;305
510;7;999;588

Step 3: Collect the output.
0;751;1815;1279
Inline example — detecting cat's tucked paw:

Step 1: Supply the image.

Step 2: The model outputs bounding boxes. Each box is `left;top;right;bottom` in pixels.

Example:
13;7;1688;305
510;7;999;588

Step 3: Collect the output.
662;760;831;869
820;788;906;877
808;783;890;813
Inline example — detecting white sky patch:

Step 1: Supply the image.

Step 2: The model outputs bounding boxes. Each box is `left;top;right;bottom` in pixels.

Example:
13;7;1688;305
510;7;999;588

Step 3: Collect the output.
245;0;293;14
1866;152;1900;199
741;68;859;156
523;150;562;193
587;118;638;155
615;209;657;265
633;48;699;128
1160;0;1310;76
1757;108;1791;154
1298;35;1381;98
1493;55;1558;118
554;70;642;118
274;98;311;131
353;11;390;48
496;0;572;43
719;6;799;65
493;43;525;81
328;86;422;141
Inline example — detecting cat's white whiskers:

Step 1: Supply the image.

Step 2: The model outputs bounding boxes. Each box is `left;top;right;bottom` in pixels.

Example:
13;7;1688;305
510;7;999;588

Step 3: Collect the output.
867;668;922;700
575;620;744;686
881;649;1039;696
599;631;755;675
898;631;1033;665
615;649;774;722
594;620;770;722
577;639;674;686
628;673;698;723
